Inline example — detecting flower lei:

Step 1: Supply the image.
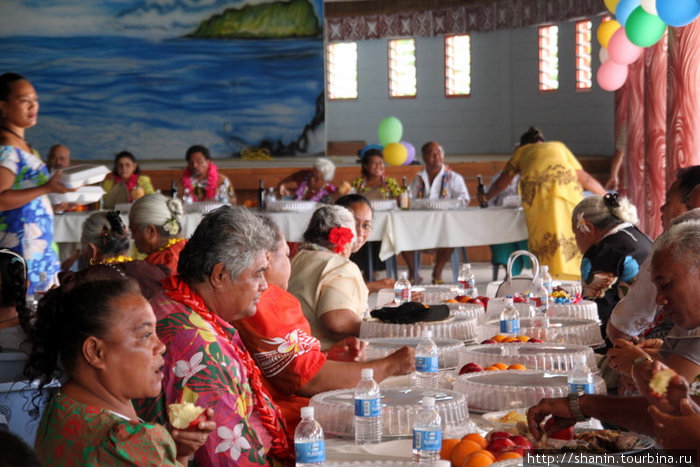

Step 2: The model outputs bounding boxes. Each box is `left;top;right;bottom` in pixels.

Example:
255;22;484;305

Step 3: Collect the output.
182;160;219;201
159;237;184;252
416;167;451;199
114;173;139;193
328;226;354;254
162;276;293;461
97;255;133;265
295;170;337;202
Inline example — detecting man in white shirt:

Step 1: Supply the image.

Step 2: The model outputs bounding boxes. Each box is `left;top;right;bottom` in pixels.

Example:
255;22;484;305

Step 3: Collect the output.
402;142;469;284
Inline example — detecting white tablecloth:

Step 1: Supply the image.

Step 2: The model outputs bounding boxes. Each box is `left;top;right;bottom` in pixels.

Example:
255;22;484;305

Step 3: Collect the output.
53;207;527;260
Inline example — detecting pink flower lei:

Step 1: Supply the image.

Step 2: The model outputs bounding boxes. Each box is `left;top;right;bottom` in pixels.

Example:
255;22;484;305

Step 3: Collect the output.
328;226;354;254
182;160;219;200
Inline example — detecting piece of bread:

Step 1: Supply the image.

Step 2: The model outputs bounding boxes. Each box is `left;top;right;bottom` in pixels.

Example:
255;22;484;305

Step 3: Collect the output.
168;402;206;429
649;369;676;397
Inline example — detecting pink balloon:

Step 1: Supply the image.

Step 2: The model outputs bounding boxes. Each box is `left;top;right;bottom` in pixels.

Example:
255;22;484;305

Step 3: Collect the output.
608;27;642;65
597;60;629;91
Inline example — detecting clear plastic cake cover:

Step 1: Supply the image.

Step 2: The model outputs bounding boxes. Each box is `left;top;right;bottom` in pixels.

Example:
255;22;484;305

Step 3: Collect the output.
361;316;478;341
478;317;604;348
364;337;464;368
457;343;597;373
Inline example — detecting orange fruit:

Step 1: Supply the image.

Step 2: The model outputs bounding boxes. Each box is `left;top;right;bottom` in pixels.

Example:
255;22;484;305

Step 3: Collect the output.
479;449;496;461
503;337;519;343
484;365;500;371
451;439;483;467
461;433;488;449
440;438;460;460
496;451;523;461
516;335;531;342
508;363;527;370
492;334;507;343
492;362;508;370
463;450;495;467
445;299;458;303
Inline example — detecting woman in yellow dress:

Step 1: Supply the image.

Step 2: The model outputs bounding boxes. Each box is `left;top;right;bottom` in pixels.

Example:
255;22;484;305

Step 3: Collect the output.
479;127;606;279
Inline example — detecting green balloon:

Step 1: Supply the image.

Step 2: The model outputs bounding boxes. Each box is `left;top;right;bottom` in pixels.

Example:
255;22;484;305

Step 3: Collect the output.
625;6;667;47
377;117;403;146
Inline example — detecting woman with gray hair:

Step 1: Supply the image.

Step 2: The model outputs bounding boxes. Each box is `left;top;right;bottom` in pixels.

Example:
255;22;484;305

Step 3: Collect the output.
572;192;652;346
277;157;338;203
129;193;186;274
287;205;368;349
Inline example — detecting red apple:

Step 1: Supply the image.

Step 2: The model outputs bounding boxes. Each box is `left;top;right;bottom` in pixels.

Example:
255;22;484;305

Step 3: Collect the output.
508;435;533;450
544;418;575;440
467;298;484;306
486;437;516;454
458;362;484;375
528;338;544;343
481;339;497;344
506;446;525;456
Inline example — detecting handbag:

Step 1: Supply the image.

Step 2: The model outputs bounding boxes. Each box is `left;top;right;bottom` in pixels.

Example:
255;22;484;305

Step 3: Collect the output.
495;250;540;297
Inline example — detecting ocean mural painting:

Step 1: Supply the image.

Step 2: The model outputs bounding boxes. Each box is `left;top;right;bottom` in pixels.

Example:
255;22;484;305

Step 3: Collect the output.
0;0;324;160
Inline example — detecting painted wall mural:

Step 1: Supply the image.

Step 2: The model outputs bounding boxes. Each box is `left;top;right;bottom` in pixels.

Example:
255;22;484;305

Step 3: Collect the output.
0;0;324;160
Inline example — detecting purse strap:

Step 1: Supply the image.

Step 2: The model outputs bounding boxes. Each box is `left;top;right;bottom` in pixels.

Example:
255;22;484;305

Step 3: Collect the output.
504;250;540;284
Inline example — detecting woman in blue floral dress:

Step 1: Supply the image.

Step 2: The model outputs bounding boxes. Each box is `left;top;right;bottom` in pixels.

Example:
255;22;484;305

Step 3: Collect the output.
0;73;71;293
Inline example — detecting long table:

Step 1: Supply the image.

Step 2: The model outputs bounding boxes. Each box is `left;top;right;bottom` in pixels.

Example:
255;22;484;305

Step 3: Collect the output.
53;207;528;261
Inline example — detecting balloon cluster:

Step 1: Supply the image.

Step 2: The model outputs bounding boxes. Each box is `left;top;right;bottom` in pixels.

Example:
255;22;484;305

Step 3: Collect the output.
597;0;700;91
362;116;416;166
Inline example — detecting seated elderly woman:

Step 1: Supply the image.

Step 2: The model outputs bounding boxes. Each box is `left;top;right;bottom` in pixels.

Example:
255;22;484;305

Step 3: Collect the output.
287;205;367;350
572;193;652;345
25;279;214;465
175;144;236;204
129;193;186;274
0;249;31;353
102;151;155;209
234;216;414;434
350;148;401;200
278;157;339;203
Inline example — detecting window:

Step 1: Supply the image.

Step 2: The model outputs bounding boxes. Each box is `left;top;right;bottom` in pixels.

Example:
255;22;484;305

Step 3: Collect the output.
575;20;593;90
539;25;559;91
388;38;417;97
326;42;358;100
445;34;471;97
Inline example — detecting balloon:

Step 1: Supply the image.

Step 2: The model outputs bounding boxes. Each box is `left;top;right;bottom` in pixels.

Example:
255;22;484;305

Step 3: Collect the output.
625;7;667;47
597;19;621;48
608;27;643;65
401;141;415;165
639;0;657;15
597;60;629;91
599;47;609;64
359;144;383;160
657;0;700;27
383;142;407;167
615;0;641;26
605;0;621;14
377;117;403;146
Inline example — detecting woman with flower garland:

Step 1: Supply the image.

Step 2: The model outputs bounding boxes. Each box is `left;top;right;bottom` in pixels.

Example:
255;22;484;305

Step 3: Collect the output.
287;205;368;350
129;193;186;275
350;148;401;199
102;151;155;209
176;144;236;204
277;157;337;204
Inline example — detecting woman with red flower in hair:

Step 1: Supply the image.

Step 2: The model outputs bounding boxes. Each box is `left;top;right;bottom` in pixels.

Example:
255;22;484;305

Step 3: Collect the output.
287;205;368;350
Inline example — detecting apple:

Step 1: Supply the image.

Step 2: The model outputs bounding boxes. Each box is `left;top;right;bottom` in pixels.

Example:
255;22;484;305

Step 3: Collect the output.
168;402;207;430
508;435;533;450
506;446;525;456
481;339;497;344
467;298;484;306
528;338;544;343
544;418;575;440
488;431;512;441
459;362;484;375
486;437;516;454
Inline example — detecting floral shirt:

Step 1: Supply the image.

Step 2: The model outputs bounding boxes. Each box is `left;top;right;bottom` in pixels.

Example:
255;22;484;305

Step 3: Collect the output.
351;176;402;199
293;170;336;204
36;393;178;467
0;145;59;294
135;289;288;466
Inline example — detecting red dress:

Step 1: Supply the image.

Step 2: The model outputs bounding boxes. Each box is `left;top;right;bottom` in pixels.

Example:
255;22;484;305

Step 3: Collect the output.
234;285;326;435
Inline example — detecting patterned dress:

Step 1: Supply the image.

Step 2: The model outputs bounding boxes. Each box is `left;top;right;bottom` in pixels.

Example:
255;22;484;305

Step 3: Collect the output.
0;145;59;293
36;393;178;466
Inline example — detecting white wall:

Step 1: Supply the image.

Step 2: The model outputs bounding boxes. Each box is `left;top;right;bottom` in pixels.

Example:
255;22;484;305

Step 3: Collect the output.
326;17;614;156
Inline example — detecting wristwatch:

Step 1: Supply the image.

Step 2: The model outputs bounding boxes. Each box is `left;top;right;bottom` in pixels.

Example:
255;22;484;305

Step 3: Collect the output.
567;391;590;422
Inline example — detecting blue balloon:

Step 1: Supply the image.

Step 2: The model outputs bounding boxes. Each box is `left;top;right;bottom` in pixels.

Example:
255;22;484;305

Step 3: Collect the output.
615;0;640;26
657;0;700;27
359;144;383;160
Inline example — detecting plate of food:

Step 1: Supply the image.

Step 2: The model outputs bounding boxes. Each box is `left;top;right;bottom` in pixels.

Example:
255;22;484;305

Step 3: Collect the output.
482;408;529;428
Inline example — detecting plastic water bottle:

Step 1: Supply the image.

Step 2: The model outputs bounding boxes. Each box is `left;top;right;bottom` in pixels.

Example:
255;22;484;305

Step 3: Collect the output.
530;277;549;316
415;330;439;389
499;298;520;337
412;396;442;463
183;187;194;205
354;368;382;445
457;263;477;298
540;265;553;295
266;187;277;203
568;355;595;394
294;406;326;466
394;272;411;304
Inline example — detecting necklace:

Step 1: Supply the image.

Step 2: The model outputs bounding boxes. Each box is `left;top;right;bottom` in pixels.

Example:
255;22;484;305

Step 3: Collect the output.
99;255;133;264
159;237;184;252
0;126;24;140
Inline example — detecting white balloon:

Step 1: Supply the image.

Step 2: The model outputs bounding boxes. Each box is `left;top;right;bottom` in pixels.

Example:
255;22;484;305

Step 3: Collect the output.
599;47;609;64
640;0;657;15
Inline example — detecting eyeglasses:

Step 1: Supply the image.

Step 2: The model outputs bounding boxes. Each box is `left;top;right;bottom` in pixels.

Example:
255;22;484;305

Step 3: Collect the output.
355;219;372;232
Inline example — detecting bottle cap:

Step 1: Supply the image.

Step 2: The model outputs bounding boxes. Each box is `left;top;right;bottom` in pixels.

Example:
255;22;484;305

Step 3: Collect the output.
541;265;549;273
361;368;374;379
422;396;435;407
504;297;514;305
423;329;433;339
300;406;314;418
399;271;408;279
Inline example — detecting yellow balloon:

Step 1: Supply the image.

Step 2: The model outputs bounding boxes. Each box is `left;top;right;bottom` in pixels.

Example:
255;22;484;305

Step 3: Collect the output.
597;19;621;48
604;0;620;14
383;142;408;167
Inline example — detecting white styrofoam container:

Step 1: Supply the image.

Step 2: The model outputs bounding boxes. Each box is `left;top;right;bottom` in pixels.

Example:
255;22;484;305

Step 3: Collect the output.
58;164;110;188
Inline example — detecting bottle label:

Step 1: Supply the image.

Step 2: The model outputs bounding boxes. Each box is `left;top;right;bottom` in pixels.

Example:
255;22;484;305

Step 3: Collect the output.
412;428;442;451
416;355;439;373
500;319;520;334
355;397;381;417
295;440;326;463
569;382;595;394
